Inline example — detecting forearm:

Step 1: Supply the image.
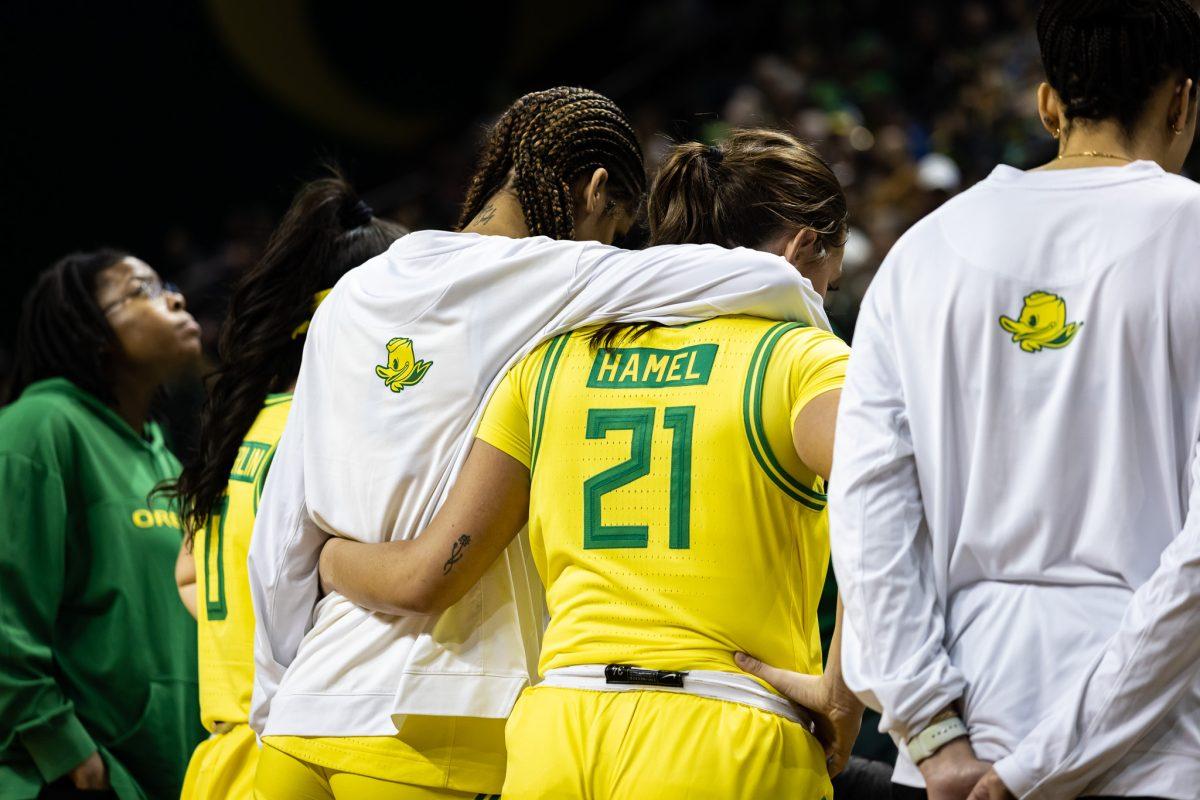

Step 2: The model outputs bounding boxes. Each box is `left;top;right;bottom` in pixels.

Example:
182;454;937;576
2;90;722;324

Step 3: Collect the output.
320;439;531;617
825;600;865;714
320;537;456;616
567;243;830;331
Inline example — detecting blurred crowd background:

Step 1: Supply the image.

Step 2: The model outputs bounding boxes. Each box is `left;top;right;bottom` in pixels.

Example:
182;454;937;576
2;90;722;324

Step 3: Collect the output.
2;2;1059;398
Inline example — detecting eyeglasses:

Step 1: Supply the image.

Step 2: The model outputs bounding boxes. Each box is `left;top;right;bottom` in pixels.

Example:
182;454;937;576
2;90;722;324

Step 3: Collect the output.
101;278;180;315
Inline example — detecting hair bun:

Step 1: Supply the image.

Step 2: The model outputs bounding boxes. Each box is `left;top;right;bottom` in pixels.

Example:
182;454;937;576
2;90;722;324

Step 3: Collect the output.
340;198;374;229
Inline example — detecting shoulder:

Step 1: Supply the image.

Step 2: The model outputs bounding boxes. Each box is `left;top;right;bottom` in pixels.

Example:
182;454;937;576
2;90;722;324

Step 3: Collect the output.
0;391;87;468
773;326;851;359
1154;172;1200;223
765;326;851;382
246;395;293;442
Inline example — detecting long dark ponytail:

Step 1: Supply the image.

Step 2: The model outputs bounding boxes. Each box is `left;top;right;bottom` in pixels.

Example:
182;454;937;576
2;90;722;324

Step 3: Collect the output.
163;169;407;541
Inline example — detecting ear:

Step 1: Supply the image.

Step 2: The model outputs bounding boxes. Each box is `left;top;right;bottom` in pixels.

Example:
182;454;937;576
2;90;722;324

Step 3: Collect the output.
782;229;820;267
583;168;610;216
1170;78;1195;133
1037;82;1062;140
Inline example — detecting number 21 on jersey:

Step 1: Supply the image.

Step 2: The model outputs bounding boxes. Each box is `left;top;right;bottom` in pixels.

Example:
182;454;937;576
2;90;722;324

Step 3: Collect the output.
583;405;694;551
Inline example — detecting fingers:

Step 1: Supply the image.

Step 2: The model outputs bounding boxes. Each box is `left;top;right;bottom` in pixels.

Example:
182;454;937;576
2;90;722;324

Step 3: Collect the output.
734;652;822;708
826;747;851;778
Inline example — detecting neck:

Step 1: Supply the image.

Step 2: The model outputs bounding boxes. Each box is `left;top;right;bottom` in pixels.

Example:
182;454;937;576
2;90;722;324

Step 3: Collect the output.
1040;119;1165;171
110;369;158;434
461;189;530;238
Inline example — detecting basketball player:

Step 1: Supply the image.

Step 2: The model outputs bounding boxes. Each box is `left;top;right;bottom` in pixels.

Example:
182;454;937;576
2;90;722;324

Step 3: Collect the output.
317;130;862;799
248;95;833;799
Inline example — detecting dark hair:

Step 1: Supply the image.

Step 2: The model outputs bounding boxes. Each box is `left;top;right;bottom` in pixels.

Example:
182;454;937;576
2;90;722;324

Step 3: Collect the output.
1038;0;1200;132
4;248;128;405
164;170;408;540
592;128;847;350
456;86;647;240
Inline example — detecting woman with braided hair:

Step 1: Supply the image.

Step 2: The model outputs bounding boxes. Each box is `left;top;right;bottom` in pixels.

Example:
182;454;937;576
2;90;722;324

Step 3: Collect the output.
248;88;831;799
731;1;1200;799
313;128;859;800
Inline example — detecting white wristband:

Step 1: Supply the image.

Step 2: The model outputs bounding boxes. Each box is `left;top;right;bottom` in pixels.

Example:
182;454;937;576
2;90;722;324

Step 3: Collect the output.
906;716;969;765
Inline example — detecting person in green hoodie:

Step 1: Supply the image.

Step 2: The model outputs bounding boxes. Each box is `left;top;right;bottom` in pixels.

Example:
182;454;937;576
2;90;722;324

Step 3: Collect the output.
0;248;207;799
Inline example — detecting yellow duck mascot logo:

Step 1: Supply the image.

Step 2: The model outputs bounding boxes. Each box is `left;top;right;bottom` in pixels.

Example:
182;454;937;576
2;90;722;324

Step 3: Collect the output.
375;338;433;392
999;292;1083;353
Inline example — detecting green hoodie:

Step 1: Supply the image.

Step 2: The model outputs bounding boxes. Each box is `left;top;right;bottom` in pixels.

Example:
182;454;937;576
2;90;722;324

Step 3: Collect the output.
0;379;205;799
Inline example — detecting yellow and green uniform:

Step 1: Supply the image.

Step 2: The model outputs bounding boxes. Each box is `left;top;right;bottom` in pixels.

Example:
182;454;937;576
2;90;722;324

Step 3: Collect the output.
183;393;291;800
476;316;849;800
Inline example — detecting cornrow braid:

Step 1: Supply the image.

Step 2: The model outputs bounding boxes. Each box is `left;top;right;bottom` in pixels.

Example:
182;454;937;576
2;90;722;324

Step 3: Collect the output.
1038;0;1200;132
457;87;646;240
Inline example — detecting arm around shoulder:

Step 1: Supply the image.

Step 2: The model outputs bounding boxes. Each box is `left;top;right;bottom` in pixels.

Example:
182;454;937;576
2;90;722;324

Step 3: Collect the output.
566;242;830;330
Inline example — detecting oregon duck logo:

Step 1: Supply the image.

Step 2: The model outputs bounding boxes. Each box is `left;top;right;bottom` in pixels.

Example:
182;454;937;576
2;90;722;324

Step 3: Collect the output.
375;337;432;392
999;292;1083;353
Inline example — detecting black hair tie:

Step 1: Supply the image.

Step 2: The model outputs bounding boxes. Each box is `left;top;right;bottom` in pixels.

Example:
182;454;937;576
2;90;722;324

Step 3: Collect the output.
344;199;374;229
705;145;724;165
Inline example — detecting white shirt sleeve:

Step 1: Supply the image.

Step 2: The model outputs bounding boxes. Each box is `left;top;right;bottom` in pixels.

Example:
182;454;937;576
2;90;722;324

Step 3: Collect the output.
994;437;1200;799
829;278;968;740
561;241;831;331
246;391;326;734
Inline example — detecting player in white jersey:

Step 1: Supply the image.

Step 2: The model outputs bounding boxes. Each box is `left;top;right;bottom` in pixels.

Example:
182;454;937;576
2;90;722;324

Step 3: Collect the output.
741;2;1200;799
248;88;832;799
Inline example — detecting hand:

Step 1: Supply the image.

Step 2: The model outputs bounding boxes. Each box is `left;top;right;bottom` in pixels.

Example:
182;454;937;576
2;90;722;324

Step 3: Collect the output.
967;767;1017;800
918;738;990;800
68;751;108;791
735;652;864;777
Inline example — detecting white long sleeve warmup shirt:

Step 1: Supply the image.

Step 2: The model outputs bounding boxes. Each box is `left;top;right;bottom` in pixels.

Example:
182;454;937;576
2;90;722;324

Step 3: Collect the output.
248;230;830;737
830;162;1200;798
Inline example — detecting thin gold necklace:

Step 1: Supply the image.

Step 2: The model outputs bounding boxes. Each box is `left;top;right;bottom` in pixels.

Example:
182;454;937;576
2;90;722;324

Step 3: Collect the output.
1056;151;1134;162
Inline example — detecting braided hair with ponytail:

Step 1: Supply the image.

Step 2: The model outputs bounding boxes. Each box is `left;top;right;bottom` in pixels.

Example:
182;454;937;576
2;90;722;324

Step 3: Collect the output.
162;169;408;541
1038;0;1200;132
457;87;647;240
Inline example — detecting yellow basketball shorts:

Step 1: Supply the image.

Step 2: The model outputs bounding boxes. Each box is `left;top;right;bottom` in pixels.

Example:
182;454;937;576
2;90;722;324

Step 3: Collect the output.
254;742;501;800
501;686;833;800
181;723;258;800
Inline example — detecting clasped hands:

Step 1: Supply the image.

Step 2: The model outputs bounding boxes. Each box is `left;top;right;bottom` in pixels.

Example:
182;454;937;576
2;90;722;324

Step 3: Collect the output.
735;652;1016;799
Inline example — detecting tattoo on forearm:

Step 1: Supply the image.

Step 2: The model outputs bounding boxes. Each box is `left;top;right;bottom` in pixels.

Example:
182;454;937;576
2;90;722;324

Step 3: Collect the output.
443;534;472;574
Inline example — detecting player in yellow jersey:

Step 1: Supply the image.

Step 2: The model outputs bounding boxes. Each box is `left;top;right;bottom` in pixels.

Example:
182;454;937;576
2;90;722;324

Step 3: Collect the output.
161;171;407;799
318;130;866;799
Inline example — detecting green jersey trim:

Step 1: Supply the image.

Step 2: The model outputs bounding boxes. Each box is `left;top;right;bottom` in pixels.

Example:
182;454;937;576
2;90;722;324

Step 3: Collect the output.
263;393;293;407
742;322;826;511
252;444;277;514
529;333;571;473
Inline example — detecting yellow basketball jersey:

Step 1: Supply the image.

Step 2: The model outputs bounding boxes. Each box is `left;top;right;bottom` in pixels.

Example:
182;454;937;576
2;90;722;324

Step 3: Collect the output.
476;316;849;682
194;393;291;730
